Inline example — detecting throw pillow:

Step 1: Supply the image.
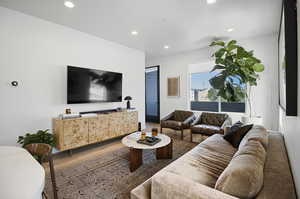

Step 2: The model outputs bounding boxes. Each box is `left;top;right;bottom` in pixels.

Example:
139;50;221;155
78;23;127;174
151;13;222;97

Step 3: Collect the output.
215;140;266;199
224;121;243;136
238;125;269;151
224;122;253;148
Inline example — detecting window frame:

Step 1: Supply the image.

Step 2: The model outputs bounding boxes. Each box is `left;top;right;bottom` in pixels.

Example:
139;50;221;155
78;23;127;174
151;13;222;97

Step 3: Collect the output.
188;62;246;114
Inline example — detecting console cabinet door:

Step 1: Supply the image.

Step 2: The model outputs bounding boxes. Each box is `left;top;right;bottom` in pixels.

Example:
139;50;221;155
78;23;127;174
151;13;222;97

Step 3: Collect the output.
108;112;125;137
62;118;89;150
53;119;64;150
88;115;109;143
126;112;139;134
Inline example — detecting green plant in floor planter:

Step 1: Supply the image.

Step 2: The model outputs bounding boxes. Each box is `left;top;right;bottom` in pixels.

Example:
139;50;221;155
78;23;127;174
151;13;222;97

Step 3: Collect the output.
209;40;265;116
17;129;56;148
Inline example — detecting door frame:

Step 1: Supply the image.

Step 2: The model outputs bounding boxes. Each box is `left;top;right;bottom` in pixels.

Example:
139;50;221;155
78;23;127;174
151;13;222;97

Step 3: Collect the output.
145;65;160;123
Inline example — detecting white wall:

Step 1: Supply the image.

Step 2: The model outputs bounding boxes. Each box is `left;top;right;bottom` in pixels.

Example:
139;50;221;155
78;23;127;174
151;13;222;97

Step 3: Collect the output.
242;34;279;130
0;7;146;146
147;48;212;119
146;33;279;130
278;0;300;196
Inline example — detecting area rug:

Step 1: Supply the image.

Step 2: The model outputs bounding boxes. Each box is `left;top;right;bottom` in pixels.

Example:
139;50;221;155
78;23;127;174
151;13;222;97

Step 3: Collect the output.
44;132;202;199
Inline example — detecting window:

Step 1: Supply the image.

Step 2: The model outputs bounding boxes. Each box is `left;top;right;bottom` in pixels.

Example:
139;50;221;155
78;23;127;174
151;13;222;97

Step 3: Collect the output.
190;72;245;113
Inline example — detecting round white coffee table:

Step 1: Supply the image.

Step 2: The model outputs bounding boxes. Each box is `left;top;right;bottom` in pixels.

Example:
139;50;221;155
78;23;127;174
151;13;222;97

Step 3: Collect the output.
122;132;173;172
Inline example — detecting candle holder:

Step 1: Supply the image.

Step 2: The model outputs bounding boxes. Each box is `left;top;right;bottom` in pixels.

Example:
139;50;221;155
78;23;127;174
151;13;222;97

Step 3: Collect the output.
141;131;146;140
152;128;158;137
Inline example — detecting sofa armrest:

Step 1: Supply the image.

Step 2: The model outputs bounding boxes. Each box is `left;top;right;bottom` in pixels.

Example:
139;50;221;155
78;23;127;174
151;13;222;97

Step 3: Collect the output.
221;117;232;130
191;115;201;126
151;171;238;199
182;114;196;127
131;178;152;199
161;112;174;122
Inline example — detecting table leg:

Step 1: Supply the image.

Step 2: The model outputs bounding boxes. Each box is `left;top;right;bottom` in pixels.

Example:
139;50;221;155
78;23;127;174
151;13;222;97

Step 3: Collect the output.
156;139;173;159
130;148;143;172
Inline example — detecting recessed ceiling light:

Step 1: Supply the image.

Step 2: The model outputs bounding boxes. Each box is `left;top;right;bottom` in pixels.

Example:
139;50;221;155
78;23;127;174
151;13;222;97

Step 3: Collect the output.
64;1;75;8
207;0;216;4
227;28;234;32
131;30;138;35
164;45;169;49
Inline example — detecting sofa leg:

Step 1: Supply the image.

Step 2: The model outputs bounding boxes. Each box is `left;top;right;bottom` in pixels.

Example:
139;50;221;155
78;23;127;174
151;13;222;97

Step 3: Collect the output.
160;127;163;134
190;131;193;142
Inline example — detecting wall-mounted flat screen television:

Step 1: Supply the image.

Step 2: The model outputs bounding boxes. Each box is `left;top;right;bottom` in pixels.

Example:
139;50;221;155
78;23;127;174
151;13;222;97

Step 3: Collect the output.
67;66;122;104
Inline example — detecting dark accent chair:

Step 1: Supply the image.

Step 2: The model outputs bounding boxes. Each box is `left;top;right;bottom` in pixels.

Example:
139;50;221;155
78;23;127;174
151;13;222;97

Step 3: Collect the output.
160;110;196;140
190;112;231;142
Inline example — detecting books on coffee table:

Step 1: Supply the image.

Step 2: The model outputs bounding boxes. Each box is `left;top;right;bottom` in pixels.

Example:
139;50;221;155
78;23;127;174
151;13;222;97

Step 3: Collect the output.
137;136;161;146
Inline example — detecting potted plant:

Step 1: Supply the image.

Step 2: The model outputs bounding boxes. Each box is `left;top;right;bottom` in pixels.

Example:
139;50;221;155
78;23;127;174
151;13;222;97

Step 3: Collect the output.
208;40;265;122
17;129;56;148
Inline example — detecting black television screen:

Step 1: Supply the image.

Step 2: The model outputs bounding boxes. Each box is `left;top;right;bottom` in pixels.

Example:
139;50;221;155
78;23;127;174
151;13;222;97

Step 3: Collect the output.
67;66;122;104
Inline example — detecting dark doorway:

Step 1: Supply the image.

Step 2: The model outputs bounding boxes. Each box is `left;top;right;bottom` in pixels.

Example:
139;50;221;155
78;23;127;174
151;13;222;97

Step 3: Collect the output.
145;66;160;123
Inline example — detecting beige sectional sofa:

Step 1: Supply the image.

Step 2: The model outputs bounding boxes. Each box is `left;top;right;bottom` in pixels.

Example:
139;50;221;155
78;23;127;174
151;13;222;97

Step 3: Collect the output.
131;126;297;199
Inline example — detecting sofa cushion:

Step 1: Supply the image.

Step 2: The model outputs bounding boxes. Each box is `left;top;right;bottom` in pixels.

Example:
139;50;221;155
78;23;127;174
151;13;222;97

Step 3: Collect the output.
200;112;228;127
239;125;268;151
191;124;223;135
173;110;193;122
215;140;266;199
151;171;238;199
223;123;253;148
163;134;237;188
255;132;297;199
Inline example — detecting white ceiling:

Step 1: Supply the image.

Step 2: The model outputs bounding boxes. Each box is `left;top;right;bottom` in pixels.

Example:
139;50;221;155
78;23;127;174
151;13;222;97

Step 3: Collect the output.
0;0;281;58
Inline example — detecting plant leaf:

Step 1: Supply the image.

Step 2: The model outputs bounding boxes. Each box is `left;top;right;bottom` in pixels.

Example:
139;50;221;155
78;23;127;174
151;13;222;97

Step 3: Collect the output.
216;57;225;65
209;74;226;89
227;44;238;52
214;48;226;58
227;40;237;47
210;65;225;72
210;41;225;47
253;63;264;72
237;47;248;58
208;88;219;101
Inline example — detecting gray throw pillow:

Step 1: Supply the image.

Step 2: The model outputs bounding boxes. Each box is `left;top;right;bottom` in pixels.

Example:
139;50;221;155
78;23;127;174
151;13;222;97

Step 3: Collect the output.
224;121;253;148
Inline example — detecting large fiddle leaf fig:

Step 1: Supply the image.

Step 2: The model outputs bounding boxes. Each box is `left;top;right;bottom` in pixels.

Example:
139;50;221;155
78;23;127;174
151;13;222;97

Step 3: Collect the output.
208;40;265;102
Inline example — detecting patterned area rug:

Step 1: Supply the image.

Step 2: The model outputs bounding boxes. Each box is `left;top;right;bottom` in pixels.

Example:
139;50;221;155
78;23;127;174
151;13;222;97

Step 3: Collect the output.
44;132;203;199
